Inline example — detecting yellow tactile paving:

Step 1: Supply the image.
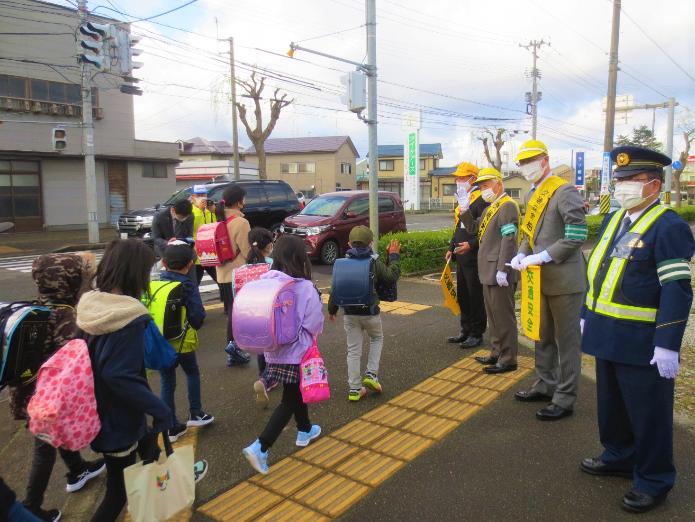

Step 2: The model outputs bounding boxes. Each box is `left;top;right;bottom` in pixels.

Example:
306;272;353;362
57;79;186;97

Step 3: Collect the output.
368;429;434;460
198;350;534;521
294;436;359;469
249;458;324;497
389;308;417;315
334;449;406;487
412;376;462;396
290;472;371;518
256;499;330;522
400;413;460;440
199;482;283;521
331;419;392;447
316;294;432;315
360;403;417;428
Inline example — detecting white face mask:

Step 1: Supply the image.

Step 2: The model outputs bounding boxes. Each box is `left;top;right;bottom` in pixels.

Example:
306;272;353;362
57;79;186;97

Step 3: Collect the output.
520;159;544;183
481;188;496;202
614;180;655;210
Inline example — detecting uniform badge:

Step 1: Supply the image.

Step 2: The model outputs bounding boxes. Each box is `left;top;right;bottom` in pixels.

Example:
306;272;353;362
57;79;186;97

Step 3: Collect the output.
616;153;630;167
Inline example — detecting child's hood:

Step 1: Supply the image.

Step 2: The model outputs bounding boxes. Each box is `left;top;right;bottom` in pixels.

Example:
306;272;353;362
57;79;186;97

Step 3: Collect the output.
76;290;150;336
346;246;378;260
31;253;93;306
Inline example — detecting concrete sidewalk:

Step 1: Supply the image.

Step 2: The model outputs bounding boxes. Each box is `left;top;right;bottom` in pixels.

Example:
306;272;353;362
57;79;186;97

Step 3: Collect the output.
0;227;118;257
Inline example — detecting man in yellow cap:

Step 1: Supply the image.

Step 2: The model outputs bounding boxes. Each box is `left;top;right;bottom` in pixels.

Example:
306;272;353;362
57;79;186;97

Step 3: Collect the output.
510;140;587;420
445;162;489;348
461;167;519;372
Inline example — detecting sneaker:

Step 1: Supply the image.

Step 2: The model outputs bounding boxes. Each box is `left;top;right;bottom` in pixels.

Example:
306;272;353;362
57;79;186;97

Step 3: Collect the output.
253;380;269;408
296;425;321;447
225;342;251;365
25;506;61;522
242;439;269;475
187;411;214;427
168;423;188;442
65;459;105;493
363;373;383;393
348;387;367;402
194;459;209;483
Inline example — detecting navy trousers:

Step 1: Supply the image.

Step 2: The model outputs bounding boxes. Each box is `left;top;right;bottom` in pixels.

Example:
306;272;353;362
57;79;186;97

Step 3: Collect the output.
595;357;676;496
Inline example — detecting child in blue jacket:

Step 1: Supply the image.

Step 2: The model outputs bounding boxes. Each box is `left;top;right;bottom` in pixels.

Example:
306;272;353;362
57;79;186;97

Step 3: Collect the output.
159;241;214;442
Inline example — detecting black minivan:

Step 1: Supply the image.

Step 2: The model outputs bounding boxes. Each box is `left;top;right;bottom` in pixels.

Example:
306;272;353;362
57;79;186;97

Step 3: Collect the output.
118;180;301;238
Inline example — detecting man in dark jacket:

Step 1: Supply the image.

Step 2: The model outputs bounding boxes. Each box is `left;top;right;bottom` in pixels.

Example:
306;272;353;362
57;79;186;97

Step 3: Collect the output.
445;162;490;348
328;226;401;401
151;199;194;259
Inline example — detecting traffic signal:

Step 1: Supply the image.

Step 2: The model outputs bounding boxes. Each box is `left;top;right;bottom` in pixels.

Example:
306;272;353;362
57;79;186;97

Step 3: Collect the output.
78;22;110;69
52;127;67;151
113;27;143;75
339;71;367;113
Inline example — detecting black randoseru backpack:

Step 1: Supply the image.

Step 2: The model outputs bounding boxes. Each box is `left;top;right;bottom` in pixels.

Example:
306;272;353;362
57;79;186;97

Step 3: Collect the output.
0;302;51;389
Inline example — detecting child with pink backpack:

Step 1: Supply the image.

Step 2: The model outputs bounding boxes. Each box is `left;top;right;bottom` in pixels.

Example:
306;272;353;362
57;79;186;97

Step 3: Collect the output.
239;235;325;474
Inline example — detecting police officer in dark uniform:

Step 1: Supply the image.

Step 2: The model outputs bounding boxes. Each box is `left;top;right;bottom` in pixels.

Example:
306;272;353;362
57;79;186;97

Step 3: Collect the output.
580;146;695;513
445;162;490;348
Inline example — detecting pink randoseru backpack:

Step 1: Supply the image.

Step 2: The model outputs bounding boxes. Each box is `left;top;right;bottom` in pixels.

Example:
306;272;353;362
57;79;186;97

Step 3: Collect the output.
231;278;300;353
232;263;270;298
27;339;101;451
300;339;330;403
195;216;236;267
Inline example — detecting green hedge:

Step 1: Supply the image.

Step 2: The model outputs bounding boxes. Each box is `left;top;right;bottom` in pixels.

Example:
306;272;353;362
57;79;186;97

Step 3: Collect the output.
587;205;695;239
377;229;451;275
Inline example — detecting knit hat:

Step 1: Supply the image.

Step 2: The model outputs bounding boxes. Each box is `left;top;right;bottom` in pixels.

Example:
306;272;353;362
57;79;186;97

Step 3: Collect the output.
349;225;374;246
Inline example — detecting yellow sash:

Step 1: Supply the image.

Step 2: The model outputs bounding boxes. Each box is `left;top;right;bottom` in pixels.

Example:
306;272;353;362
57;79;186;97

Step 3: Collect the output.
453;190;482;228
521;265;541;340
519;175;567;248
478;195;516;242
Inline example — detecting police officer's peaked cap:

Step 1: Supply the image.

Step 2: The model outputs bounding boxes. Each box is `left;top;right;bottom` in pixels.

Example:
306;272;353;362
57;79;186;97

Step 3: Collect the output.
610;146;671;179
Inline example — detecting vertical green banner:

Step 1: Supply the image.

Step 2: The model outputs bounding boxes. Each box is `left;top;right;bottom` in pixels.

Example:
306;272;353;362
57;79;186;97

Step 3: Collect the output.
408;132;417;176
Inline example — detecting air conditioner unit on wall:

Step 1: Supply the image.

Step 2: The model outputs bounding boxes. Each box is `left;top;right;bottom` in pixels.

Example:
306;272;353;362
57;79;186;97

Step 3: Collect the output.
23;100;31;111
32;102;42;113
93;107;104;119
50;104;60;115
66;105;74;116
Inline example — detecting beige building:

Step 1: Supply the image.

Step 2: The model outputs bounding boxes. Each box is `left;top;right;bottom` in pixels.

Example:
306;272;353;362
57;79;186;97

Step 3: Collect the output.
245;136;358;197
0;0;178;231
369;143;442;202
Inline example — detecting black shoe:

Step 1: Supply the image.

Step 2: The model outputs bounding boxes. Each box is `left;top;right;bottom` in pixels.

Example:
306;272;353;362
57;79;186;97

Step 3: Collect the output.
447;333;468;343
579;457;632;478
65;459;105;492
475;355;498;365
514;389;552;402
622;490;667;513
536;403;573;420
26;506;61;522
168;423;188;442
484;364;517;374
460;336;482;348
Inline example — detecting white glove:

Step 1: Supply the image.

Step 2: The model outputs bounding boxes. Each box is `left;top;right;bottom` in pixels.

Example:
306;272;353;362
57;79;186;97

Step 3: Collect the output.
456;191;471;211
510;253;526;271
520;250;552;269
650;347;680;379
580;318;585;335
496;270;509;287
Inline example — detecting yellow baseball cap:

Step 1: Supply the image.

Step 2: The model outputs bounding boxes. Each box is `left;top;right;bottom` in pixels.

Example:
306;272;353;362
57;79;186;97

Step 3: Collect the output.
515;139;548;162
476;167;503;183
453;162;479;179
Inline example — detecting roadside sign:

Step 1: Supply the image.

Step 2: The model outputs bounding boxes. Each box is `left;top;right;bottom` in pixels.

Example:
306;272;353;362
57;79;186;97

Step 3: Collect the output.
575;151;585;186
600;151;611;194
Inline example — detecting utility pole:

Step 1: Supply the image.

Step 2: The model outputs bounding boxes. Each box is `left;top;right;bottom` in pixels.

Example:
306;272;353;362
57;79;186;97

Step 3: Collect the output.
78;0;99;243
366;0;378;237
228;37;240;180
604;0;621;152
519;39;547;140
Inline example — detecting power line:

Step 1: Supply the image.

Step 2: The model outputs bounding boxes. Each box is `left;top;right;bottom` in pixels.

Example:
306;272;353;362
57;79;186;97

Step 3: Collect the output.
295;24;365;44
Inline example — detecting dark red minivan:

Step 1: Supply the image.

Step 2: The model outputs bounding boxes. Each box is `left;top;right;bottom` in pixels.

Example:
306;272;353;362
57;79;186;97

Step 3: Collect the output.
279;190;407;264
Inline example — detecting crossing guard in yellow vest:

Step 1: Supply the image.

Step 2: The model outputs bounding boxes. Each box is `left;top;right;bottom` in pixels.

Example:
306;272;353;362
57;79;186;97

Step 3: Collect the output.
509;139;587;421
461;167;520;373
445;162;490;348
580;146;695;514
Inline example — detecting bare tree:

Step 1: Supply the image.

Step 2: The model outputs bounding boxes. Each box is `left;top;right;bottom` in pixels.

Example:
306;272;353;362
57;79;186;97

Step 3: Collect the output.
673;119;694;207
478;128;506;171
235;72;292;179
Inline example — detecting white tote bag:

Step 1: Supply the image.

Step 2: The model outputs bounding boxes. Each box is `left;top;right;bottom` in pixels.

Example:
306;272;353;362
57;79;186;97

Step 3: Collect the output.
123;435;195;522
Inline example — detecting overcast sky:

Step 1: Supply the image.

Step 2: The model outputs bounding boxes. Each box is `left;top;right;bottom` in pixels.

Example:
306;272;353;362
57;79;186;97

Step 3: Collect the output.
53;0;695;169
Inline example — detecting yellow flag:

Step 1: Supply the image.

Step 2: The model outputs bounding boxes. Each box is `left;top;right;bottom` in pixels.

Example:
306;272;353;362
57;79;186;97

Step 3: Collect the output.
520;265;541;340
440;262;460;316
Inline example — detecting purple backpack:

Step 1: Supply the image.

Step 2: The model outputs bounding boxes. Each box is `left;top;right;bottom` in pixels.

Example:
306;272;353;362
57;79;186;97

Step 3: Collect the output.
231;278;300;353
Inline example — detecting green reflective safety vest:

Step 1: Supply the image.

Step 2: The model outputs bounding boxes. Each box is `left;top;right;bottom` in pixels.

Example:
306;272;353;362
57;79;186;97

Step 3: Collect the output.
585;204;669;323
142;280;198;353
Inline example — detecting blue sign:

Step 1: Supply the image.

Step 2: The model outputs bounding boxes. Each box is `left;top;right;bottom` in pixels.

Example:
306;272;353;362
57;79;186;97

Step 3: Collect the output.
672;160;683;171
575;152;585;186
601;151;612;193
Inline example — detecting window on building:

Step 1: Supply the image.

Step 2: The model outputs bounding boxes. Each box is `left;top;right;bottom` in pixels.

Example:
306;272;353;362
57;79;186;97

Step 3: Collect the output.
505;188;521;199
280;162;315;174
442;184;457;196
379;160;394;171
0;160;41;224
142;163;167;178
433;159;439;169
0;74;98;106
420;159;426;170
340;162;352;174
